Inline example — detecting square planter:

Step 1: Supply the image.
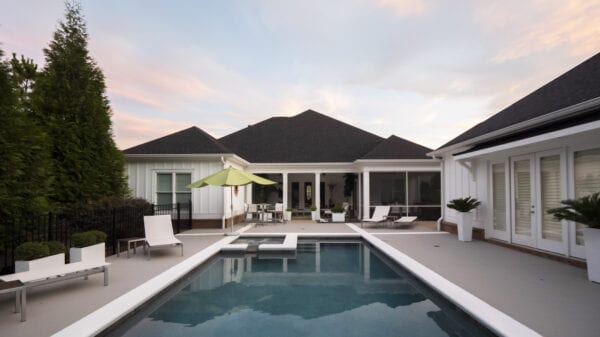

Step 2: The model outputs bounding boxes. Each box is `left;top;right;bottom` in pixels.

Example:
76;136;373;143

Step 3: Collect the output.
15;253;65;273
284;211;292;221
583;227;600;283
457;212;474;242
311;211;319;221
332;212;345;222
70;242;106;264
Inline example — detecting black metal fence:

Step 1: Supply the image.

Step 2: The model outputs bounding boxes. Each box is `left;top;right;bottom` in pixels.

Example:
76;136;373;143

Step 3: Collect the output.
0;200;192;275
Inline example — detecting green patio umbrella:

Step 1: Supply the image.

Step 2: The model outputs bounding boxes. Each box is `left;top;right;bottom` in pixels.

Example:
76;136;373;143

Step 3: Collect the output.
187;167;276;233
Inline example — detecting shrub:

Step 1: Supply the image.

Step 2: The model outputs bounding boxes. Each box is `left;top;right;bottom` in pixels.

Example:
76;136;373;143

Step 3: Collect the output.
44;241;66;255
332;204;345;213
310;205;317;212
88;230;107;243
548;192;600;229
285;207;292;212
15;242;50;261
71;230;107;248
71;232;96;248
447;197;481;213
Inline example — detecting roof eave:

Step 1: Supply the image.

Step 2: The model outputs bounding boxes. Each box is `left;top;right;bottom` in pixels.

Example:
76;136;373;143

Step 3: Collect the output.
428;96;600;157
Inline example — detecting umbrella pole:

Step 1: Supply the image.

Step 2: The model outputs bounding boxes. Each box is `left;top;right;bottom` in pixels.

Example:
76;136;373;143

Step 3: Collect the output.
231;186;234;233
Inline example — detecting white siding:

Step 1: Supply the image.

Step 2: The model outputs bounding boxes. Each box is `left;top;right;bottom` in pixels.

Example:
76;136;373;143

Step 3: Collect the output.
125;159;224;219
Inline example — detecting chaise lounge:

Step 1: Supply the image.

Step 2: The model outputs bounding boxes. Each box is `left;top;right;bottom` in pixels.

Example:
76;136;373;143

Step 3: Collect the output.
144;215;184;259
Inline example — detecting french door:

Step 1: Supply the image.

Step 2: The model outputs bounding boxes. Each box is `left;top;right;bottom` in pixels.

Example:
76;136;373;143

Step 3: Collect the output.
510;150;567;254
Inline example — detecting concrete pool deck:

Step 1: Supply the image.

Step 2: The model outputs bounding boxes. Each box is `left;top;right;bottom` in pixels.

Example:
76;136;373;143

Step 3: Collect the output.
0;221;598;336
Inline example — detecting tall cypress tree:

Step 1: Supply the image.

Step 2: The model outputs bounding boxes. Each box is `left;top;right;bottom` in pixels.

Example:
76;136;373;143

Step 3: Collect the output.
32;1;127;206
0;49;51;220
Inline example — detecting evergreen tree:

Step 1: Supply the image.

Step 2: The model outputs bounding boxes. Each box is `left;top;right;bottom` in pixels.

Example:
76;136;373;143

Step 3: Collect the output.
0;49;51;220
32;1;127;206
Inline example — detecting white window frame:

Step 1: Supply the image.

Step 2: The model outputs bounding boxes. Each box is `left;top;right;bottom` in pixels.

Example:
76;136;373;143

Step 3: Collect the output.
488;159;510;242
153;170;193;205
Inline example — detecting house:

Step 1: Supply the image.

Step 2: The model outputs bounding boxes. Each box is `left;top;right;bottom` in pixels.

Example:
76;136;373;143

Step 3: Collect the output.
124;110;441;228
429;52;600;260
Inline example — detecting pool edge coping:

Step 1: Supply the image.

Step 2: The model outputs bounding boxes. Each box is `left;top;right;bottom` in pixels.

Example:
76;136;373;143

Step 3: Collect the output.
53;224;541;337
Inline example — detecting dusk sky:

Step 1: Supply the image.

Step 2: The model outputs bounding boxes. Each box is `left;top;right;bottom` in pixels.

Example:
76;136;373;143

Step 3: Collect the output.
1;0;599;150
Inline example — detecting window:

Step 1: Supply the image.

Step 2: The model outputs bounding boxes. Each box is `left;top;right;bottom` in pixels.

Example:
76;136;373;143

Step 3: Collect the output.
574;148;600;245
156;173;191;205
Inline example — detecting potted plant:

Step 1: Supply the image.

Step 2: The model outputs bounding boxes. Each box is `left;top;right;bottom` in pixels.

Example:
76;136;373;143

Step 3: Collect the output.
14;241;66;273
447;197;481;242
332;204;345;222
284;207;292;221
310;205;319;221
548;192;600;283
70;230;107;264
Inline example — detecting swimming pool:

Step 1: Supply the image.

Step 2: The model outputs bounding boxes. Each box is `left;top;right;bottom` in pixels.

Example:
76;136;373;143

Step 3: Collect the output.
106;240;495;337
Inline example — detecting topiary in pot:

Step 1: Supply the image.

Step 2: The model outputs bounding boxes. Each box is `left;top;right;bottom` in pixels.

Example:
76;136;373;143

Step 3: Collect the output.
447;197;481;242
548;192;600;283
70;230;107;263
310;205;319;221
15;242;50;261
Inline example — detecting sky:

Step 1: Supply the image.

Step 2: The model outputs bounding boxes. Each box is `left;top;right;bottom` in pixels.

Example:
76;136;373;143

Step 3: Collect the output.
1;0;599;150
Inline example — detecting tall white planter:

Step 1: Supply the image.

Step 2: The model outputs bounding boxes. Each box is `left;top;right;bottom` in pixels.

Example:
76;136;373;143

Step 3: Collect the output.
311;211;319;221
332;212;345;222
583;228;600;283
70;242;106;264
284;211;292;221
15;253;65;273
457;212;474;242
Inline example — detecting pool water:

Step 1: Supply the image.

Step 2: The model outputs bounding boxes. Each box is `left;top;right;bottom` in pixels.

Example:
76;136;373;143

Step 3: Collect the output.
110;241;495;337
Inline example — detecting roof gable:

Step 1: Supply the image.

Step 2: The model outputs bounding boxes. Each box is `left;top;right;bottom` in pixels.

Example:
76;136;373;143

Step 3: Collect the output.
123;126;231;155
219;110;384;163
439;52;600;150
361;135;432;160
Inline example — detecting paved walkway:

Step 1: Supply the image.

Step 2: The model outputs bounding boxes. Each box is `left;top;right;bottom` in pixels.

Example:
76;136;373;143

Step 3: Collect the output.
1;222;599;337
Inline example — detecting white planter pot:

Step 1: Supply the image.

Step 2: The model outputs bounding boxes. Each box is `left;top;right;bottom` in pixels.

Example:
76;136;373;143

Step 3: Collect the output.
70;242;106;264
15;253;65;273
583;227;600;283
284;211;292;221
457;212;474;242
311;211;319;221
332;212;345;222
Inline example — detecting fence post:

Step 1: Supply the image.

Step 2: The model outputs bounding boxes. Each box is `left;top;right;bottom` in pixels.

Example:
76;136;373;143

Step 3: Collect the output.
188;199;192;230
176;202;181;234
48;212;53;241
112;208;117;255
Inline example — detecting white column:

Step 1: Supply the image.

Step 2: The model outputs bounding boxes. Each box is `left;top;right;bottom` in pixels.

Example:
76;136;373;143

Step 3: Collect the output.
282;173;288;209
315;172;321;213
362;171;370;220
358;173;362;219
246;184;253;205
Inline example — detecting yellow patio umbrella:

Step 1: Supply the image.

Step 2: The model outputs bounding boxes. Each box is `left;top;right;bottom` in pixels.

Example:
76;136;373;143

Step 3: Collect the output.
187;167;276;232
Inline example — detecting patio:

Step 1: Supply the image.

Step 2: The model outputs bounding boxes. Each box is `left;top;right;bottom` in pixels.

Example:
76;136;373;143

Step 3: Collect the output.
0;222;598;337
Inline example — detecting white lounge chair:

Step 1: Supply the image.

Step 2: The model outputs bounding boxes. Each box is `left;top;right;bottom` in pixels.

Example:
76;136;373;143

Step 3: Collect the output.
393;216;418;228
361;206;391;227
0;253;109;322
144;215;183;259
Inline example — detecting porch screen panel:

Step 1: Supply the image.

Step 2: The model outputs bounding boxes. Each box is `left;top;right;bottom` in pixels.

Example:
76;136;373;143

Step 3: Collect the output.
369;172;406;205
492;164;506;231
574;148;600;245
514;160;532;236
540;156;562;241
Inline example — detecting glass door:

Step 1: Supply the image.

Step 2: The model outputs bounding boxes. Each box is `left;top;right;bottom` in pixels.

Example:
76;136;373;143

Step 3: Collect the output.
535;150;567;254
490;162;509;241
511;156;536;247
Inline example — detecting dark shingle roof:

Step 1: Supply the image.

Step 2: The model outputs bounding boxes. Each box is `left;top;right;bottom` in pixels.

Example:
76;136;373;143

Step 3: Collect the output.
219;110;385;163
123;126;231;155
361;135;432;160
439;52;600;150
